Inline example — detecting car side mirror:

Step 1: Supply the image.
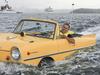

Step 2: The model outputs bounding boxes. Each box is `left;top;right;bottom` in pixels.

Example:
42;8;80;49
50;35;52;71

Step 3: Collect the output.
20;32;25;37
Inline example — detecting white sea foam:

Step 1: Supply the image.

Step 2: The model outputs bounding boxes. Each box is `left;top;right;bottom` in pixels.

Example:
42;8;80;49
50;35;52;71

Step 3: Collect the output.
81;25;100;43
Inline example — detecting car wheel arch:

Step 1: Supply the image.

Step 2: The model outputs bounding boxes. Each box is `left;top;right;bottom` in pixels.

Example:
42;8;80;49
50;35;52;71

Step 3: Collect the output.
38;56;55;68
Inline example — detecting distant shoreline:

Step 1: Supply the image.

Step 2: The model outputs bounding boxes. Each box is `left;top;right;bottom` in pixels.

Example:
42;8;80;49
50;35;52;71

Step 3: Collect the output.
11;8;100;14
71;8;100;14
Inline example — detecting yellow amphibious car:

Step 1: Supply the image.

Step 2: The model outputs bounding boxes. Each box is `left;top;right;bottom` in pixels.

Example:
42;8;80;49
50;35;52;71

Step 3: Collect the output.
0;18;96;67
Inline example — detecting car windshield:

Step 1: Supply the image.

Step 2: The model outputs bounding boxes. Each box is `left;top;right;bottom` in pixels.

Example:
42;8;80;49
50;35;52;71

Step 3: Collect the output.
14;20;56;39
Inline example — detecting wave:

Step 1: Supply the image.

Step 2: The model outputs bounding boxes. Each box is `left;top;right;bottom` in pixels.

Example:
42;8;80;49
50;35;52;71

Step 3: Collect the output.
81;25;100;43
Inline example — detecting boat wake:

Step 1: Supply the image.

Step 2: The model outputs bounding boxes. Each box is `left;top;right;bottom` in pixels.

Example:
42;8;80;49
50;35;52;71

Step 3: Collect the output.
0;62;43;75
81;24;100;43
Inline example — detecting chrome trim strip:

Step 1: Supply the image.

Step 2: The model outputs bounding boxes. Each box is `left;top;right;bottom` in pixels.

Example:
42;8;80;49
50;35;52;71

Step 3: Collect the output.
0;50;10;52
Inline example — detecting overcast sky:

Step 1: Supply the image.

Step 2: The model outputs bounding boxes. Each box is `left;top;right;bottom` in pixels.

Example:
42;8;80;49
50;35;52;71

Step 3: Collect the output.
0;0;100;9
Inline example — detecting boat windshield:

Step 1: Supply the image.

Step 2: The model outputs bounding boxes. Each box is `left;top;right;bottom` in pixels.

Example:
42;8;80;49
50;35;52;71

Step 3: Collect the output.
14;20;56;39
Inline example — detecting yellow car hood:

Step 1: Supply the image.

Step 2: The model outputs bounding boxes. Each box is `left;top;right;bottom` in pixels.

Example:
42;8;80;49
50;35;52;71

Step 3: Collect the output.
0;32;49;43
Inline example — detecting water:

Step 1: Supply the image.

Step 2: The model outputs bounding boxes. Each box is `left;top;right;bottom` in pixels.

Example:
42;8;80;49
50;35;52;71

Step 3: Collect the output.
0;13;100;75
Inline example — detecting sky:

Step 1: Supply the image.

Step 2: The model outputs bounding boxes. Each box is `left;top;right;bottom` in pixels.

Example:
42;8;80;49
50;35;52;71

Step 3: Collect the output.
0;0;100;9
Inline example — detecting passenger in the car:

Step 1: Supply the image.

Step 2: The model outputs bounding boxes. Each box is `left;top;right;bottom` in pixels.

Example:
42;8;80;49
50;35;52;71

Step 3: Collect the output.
60;22;75;37
60;22;75;44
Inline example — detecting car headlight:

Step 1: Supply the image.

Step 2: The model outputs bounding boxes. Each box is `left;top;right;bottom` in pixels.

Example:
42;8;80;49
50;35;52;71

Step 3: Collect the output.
11;48;20;60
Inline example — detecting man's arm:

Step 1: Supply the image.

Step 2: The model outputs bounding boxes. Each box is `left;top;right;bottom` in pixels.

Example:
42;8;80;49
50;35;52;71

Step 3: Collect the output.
61;35;75;44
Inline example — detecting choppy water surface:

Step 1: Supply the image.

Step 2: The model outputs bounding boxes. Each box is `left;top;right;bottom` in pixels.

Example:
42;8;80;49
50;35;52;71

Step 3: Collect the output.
0;13;100;75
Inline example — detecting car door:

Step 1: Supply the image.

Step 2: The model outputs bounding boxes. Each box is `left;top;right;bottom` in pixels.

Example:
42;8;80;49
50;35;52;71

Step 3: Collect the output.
57;38;75;52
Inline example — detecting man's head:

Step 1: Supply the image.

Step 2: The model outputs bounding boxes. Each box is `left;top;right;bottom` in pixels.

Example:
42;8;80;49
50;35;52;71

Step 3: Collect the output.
61;22;70;33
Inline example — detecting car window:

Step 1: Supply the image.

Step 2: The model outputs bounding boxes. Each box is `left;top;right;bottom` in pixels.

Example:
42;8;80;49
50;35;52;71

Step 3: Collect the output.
14;20;56;39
